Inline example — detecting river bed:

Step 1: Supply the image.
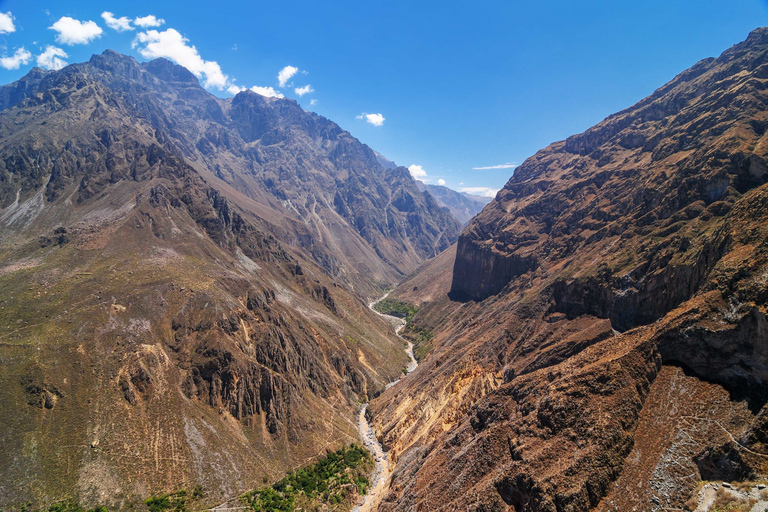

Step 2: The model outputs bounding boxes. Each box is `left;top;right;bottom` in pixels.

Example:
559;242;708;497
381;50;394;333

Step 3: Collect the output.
353;293;418;512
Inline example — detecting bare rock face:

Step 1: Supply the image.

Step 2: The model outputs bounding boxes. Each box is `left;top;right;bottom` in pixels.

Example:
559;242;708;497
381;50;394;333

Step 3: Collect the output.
371;27;768;512
0;49;457;509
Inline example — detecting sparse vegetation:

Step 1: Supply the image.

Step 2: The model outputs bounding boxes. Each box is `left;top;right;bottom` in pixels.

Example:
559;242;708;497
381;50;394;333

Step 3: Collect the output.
144;487;203;512
14;501;108;512
241;445;372;512
402;322;434;360
374;298;434;360
711;486;757;512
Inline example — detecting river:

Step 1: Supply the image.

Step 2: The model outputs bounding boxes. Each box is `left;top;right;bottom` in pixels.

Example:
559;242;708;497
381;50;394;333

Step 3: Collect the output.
352;292;418;512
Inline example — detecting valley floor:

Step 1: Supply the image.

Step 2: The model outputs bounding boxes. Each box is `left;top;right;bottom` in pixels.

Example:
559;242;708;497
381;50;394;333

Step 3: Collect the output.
353;294;418;512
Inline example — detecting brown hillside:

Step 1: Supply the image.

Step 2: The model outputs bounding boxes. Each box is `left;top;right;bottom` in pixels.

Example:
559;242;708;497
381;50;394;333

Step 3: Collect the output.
370;27;768;512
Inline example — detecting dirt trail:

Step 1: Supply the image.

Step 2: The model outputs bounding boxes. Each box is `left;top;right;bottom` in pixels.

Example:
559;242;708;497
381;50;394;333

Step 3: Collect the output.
353;292;417;512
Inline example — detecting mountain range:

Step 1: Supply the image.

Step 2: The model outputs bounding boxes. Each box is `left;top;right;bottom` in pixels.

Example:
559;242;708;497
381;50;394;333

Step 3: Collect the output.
0;50;459;508
3;26;768;512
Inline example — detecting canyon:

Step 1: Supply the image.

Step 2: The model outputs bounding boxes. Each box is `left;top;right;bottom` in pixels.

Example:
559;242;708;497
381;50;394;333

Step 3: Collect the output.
1;23;768;512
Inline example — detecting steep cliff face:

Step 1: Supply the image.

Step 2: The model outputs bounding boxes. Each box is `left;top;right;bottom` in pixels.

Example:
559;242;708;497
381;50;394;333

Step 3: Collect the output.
0;50;457;509
370;28;768;511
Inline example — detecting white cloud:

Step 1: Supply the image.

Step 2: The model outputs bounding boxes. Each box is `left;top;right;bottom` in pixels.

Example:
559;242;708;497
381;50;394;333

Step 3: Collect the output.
310;99;317;106
0;12;16;34
437;179;446;186
133;28;229;89
0;47;31;70
49;17;103;45
250;85;284;98
357;112;385;126
228;84;285;98
37;46;68;70
101;12;133;32
459;187;499;198
472;162;518;170
134;15;165;28
295;84;314;96
278;65;298;87
408;165;427;180
0;47;30;70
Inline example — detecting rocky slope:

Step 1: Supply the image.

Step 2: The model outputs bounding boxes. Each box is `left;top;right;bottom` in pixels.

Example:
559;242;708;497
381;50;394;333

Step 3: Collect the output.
369;27;768;511
0;51;458;510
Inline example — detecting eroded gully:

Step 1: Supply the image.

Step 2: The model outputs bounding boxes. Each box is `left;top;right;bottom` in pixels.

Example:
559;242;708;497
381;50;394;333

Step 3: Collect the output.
353;292;418;512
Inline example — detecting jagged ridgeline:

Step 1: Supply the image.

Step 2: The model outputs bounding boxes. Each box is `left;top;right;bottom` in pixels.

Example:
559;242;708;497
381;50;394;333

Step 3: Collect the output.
0;50;459;509
369;28;768;511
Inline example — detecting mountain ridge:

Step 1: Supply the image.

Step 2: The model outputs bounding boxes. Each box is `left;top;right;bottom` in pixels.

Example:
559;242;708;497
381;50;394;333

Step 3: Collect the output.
0;49;458;509
369;26;768;512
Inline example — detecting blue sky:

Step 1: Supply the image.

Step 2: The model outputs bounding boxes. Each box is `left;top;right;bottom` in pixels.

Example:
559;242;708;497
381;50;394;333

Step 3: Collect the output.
0;1;765;197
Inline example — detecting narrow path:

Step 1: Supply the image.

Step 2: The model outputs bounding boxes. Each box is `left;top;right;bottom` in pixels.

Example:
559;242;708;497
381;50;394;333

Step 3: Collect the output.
353;292;418;512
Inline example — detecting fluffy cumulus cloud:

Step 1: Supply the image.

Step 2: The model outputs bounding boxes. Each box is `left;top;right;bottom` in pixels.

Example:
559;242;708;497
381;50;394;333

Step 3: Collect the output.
227;84;243;95
0;47;31;70
437;179;446;186
0;12;16;34
133;29;228;89
49;17;103;45
356;112;385;127
408;164;427;180
294;84;314;96
472;162;518;170
278;65;298;87
250;85;284;98
310;99;317;106
459;186;499;198
37;46;68;70
0;47;32;70
101;12;133;32
134;15;165;28
227;84;284;99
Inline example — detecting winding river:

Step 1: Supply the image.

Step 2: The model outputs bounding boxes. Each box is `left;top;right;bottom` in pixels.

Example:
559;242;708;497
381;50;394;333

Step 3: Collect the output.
353;293;418;512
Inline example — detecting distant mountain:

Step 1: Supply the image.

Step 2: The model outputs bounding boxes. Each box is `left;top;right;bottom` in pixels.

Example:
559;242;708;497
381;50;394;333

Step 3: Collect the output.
0;50;459;509
370;149;489;225
370;27;768;512
416;182;491;225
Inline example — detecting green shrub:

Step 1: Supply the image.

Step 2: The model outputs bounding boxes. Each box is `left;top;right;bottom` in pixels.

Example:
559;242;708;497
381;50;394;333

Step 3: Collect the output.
241;445;373;511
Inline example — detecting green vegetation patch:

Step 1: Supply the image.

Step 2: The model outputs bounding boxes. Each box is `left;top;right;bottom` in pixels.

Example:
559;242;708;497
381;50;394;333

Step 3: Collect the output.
241;444;372;512
33;502;107;512
373;298;417;321
375;299;433;360
144;487;203;512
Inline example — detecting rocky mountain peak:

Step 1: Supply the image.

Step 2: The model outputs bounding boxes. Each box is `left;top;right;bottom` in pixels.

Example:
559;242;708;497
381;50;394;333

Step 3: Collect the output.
144;57;201;86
